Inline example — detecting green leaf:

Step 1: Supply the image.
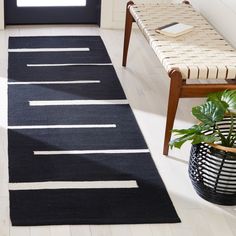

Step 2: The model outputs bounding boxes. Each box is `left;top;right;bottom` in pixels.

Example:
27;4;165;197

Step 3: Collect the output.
192;134;220;145
172;124;210;135
208;90;236;114
169;133;196;149
207;91;223;104
221;90;236;113
215;124;229;146
170;132;220;149
192;101;225;125
170;124;214;149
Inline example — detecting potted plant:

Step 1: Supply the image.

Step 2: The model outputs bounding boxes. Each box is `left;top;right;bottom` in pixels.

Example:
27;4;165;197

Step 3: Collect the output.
170;90;236;205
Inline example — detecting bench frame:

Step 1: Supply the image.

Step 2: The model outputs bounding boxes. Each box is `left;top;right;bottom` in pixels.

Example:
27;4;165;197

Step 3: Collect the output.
122;1;236;156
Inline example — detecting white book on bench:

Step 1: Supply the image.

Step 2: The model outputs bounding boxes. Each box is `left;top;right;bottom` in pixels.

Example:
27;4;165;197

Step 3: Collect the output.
156;22;194;37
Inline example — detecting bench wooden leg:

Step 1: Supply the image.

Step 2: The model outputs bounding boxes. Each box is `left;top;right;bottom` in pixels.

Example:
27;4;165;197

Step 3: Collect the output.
122;1;134;67
163;70;183;156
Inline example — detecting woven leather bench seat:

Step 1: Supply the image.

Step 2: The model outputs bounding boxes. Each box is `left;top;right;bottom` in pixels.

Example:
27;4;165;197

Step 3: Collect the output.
129;3;236;80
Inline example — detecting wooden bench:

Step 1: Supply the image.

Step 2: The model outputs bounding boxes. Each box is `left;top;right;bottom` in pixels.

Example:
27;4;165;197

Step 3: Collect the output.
122;1;236;155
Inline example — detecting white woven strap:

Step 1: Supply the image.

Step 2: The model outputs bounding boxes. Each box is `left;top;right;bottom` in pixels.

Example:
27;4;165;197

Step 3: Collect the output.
130;3;236;80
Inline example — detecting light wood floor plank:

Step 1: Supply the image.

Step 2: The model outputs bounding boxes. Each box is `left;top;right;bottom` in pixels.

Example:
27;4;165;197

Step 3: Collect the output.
10;227;30;236
70;225;92;236
200;209;235;236
110;225;132;236
90;225;112;236
130;224;153;236
50;226;70;236
150;224;172;236
30;226;51;236
0;197;10;236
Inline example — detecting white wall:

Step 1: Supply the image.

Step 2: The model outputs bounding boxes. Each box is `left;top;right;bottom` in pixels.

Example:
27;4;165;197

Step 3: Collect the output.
0;0;4;29
191;0;236;47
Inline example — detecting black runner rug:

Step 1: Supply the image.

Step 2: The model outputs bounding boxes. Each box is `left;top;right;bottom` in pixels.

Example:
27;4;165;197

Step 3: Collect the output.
8;36;180;226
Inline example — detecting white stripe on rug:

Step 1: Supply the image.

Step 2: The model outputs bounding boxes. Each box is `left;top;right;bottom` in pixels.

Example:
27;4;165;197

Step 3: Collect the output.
29;99;129;106
8;48;90;52
27;63;113;67
8;124;117;130
8;80;101;85
9;181;139;190
34;149;150;156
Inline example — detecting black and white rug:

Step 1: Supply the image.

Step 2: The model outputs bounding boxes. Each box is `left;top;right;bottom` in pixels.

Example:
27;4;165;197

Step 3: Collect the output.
8;36;180;226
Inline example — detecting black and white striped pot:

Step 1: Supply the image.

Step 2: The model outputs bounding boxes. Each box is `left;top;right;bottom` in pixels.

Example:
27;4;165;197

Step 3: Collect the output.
189;143;236;205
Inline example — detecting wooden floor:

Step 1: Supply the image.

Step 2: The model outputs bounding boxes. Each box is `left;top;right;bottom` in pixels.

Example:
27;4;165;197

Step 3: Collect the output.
0;25;235;236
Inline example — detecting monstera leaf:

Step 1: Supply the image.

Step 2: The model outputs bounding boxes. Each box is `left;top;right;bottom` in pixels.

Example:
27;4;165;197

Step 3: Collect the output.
169;133;195;149
170;132;220;149
192;101;225;126
191;134;220;145
172;124;210;135
207;90;236;114
170;124;213;149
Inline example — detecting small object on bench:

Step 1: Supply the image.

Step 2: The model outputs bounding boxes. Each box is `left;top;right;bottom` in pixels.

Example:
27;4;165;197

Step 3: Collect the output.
156;22;194;37
122;1;236;156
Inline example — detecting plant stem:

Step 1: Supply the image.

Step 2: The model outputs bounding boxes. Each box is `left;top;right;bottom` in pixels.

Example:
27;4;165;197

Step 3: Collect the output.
230;135;236;147
228;114;236;147
216;124;227;146
226;113;234;145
